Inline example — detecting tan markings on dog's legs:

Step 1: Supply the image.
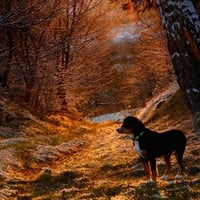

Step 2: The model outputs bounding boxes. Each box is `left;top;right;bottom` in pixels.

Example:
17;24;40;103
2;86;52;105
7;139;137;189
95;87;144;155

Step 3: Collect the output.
143;161;151;180
174;153;184;179
175;164;183;179
161;154;171;180
152;170;157;182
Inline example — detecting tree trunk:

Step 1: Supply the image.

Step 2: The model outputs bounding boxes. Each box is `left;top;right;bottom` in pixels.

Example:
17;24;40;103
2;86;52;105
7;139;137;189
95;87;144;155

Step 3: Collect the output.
156;0;200;134
0;30;12;88
0;1;14;88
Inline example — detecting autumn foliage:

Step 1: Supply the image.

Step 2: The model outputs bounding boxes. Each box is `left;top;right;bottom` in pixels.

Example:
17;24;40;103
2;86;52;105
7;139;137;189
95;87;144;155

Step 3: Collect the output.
0;0;174;117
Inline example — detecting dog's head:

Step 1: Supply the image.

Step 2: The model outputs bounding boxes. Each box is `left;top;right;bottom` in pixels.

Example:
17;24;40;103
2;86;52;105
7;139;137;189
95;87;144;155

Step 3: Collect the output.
116;116;145;135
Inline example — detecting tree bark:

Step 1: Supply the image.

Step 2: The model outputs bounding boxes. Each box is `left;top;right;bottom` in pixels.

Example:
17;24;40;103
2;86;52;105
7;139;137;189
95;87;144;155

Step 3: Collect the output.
0;1;14;88
156;0;200;133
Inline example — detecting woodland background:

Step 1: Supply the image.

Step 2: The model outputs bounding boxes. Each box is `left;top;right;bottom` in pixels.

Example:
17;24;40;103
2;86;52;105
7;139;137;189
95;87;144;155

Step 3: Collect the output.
1;1;200;199
0;0;178;118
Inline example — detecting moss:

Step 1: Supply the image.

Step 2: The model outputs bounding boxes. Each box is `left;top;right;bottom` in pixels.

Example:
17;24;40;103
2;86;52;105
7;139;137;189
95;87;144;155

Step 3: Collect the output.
33;170;80;197
91;185;122;198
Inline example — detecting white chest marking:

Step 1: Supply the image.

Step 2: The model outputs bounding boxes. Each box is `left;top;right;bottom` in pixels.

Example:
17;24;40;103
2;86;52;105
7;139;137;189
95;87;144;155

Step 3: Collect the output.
134;141;145;159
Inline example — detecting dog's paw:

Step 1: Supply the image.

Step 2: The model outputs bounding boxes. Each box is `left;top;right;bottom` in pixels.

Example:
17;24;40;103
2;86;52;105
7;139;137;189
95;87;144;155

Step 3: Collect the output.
146;179;155;184
160;175;168;180
168;180;174;185
175;174;183;180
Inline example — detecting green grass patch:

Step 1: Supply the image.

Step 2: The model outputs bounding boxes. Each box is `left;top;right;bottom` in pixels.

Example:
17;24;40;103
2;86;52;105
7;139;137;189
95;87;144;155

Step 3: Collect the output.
91;185;122;198
134;180;190;200
33;170;80;197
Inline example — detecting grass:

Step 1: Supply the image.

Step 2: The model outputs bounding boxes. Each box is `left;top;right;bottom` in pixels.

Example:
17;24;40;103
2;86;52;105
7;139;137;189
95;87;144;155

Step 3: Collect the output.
133;180;191;200
33;170;80;197
2;152;200;199
5;175;200;200
1;95;200;199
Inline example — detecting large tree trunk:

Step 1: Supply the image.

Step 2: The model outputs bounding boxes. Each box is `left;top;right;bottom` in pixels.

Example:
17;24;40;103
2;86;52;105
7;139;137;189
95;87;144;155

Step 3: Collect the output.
156;0;200;134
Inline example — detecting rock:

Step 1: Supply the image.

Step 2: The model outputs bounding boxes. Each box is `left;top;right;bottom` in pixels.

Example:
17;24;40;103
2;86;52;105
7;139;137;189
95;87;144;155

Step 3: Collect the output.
33;145;60;162
0;149;23;179
0;138;27;147
56;139;86;154
0;126;18;138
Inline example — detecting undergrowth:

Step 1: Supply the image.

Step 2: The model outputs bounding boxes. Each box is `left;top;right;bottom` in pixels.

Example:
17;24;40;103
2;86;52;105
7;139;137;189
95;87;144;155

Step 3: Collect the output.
148;89;191;124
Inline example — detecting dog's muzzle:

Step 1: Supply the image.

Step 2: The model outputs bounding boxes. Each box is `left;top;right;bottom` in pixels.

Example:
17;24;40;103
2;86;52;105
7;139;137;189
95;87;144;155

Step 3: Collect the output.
116;127;123;133
116;126;131;134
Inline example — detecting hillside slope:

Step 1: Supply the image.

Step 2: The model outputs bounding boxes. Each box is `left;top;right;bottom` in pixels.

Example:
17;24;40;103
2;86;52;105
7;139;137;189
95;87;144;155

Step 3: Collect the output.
0;92;200;199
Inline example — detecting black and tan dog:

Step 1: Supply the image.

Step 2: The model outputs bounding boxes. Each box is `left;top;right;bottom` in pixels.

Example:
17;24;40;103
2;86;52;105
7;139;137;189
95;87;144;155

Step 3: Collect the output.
117;116;186;181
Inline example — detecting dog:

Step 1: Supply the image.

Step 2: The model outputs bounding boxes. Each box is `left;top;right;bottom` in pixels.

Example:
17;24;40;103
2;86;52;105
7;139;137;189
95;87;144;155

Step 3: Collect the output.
116;116;186;181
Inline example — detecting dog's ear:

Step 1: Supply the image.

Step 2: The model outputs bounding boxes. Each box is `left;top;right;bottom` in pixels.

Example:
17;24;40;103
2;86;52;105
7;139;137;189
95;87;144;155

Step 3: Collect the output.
122;116;134;129
129;117;145;134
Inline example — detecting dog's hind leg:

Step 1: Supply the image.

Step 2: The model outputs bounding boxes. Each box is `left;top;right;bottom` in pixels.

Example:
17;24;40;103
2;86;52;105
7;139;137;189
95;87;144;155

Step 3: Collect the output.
174;152;184;179
175;131;186;179
161;154;172;180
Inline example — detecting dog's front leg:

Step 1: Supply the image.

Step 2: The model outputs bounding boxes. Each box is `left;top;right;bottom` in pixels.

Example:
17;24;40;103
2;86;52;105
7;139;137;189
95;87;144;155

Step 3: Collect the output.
142;159;151;180
149;158;157;181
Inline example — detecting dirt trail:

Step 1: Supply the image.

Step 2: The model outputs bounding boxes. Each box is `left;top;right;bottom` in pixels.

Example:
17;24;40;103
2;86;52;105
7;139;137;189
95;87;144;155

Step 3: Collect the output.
65;123;136;175
1;117;200;199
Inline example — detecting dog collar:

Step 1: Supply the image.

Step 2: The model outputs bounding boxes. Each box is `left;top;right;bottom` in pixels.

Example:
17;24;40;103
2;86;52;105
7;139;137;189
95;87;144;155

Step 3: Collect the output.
133;131;144;141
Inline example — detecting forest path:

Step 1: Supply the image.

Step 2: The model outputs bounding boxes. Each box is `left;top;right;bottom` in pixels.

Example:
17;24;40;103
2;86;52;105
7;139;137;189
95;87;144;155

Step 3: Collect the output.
49;119;200;200
57;121;147;199
71;124;134;168
1;110;200;199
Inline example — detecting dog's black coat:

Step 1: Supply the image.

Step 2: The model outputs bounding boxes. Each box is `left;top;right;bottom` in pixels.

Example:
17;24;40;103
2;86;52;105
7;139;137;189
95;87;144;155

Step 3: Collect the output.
117;116;187;180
